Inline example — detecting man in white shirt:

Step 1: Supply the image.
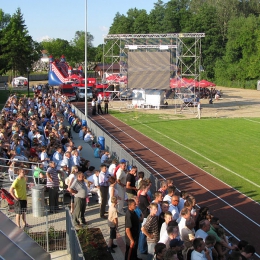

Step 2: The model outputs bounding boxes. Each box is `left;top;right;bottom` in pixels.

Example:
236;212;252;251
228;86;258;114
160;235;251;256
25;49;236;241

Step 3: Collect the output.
84;131;94;144
87;170;101;203
108;159;117;176
169;195;180;221
116;159;127;215
159;211;173;241
159;226;179;249
163;186;176;204
178;207;191;240
191;238;211;260
195;219;211;241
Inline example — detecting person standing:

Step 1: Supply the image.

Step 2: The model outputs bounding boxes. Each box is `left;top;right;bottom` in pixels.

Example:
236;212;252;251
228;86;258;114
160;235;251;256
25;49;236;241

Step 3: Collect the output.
99;164;109;218
46;161;60;213
68;172;89;226
116;159;127;215
97;97;103;114
125;199;141;260
141;203;160;260
9;169;30;228
91;98;96;116
191;238;211;260
196;102;201;119
107;196;118;253
125;166;138;200
104;97;109;114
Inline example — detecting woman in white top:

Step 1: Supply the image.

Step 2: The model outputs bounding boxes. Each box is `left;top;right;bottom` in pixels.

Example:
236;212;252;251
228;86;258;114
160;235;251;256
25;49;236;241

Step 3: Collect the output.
67;165;78;213
108;176;121;206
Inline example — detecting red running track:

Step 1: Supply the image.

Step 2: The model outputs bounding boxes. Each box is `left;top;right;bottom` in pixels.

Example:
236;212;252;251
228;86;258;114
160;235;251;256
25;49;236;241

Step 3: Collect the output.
75;103;260;257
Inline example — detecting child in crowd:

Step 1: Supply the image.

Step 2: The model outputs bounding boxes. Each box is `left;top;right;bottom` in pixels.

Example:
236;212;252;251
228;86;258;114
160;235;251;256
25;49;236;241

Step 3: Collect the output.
135;171;144;190
107;196;118;253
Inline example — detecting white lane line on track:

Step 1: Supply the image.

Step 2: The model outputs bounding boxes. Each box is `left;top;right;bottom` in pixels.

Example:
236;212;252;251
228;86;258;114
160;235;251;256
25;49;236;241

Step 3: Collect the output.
93;115;260;229
244;118;260;124
139;121;260;189
89;114;260;258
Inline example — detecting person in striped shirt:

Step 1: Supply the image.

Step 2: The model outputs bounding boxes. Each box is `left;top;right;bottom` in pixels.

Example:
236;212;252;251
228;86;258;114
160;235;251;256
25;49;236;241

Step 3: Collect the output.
141;202;160;260
46;161;60;213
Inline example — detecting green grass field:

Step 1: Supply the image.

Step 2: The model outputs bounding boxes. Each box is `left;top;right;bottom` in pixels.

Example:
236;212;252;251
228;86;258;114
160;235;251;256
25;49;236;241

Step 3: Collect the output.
111;111;260;203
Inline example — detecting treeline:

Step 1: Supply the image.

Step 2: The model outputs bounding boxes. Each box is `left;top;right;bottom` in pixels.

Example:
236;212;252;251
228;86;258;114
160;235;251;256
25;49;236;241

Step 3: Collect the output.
108;0;260;88
0;8;100;78
1;1;260;88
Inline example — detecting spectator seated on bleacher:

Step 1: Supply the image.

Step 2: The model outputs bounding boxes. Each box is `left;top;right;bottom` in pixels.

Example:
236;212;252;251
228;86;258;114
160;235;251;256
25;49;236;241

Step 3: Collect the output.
94;144;102;158
84;130;94;145
73;120;82;133
101;150;110;164
33;163;47;185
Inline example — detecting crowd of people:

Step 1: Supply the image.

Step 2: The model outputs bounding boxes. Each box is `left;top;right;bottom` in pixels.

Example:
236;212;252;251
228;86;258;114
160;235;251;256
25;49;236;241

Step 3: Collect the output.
0;86;255;260
103;169;255;260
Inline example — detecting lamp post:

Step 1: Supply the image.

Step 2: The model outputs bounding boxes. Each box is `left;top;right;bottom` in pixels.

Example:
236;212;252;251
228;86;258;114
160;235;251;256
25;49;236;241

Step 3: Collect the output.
84;0;88;116
27;67;30;97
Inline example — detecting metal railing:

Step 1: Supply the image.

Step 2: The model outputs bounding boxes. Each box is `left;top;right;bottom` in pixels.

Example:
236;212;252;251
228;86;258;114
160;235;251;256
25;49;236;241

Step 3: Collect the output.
0;206;67;253
65;207;84;260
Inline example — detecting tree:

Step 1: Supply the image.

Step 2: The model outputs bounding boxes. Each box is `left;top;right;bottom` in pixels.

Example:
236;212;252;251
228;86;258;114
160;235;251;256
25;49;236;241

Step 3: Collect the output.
41;38;71;59
0;8;40;76
215;15;260;82
95;44;104;62
0;9;11;75
162;0;190;33
70;31;95;63
131;9;149;34
148;0;166;33
109;12;130;34
183;4;224;79
0;9;11;30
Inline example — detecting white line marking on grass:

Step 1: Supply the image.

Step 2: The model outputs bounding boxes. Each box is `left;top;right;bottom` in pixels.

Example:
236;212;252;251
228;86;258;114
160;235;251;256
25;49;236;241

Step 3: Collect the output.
138;121;260;189
244;118;260;124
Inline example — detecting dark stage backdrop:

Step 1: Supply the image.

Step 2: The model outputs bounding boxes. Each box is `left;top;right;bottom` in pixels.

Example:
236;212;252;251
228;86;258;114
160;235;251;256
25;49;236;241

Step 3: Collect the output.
128;52;170;89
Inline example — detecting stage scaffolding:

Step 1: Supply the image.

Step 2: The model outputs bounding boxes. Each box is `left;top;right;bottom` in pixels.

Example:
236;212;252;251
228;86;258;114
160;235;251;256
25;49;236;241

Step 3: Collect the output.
103;33;205;113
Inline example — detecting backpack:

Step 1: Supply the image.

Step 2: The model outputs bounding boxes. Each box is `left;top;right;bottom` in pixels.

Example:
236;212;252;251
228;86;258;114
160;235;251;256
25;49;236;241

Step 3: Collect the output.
0;188;15;206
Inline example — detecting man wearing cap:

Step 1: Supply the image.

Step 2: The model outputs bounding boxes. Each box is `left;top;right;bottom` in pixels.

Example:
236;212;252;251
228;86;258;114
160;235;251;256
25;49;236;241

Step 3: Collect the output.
116;159;127;215
169;238;184;252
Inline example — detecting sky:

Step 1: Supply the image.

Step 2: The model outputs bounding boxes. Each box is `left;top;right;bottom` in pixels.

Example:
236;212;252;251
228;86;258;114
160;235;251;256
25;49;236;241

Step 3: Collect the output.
2;0;162;47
